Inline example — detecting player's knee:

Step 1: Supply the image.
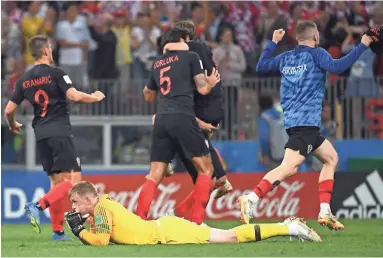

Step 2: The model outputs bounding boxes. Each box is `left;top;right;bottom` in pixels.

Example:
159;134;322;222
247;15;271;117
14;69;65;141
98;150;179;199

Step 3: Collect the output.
324;151;338;167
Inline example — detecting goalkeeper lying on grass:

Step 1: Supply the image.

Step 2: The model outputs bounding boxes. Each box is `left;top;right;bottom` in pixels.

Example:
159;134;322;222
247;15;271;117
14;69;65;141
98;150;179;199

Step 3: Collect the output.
65;181;322;246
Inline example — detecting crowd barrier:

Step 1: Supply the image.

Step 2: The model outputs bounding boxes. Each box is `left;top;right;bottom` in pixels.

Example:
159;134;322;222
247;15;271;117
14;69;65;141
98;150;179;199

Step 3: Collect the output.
2;76;383;140
2;170;382;224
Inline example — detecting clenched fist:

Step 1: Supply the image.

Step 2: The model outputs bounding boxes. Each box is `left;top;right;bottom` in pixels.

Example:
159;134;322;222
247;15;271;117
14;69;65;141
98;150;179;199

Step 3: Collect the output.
272;29;286;44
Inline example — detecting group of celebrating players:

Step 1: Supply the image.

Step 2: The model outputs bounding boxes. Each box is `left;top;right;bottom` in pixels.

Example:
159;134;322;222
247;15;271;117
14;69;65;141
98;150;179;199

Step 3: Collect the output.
4;18;381;246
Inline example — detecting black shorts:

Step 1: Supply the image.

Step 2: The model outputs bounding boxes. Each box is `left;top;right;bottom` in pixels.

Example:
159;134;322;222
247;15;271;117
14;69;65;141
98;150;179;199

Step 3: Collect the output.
176;136;226;184
150;114;210;163
285;126;325;158
36;136;81;175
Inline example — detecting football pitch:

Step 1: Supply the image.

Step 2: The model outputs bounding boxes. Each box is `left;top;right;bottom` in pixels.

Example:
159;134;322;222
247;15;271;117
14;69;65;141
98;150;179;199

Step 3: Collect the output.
2;220;383;257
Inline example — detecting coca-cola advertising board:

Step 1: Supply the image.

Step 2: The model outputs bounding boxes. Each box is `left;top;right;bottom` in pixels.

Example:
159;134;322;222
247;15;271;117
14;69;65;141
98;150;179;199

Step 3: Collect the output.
1;170;320;223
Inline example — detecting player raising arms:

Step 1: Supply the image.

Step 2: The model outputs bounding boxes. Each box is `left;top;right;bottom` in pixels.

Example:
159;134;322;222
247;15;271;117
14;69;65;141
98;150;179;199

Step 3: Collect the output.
137;27;220;225
4;35;105;240
238;21;373;230
65;181;322;246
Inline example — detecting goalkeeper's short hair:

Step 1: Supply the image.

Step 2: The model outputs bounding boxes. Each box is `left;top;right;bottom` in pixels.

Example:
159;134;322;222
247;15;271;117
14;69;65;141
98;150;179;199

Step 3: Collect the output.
69;181;98;198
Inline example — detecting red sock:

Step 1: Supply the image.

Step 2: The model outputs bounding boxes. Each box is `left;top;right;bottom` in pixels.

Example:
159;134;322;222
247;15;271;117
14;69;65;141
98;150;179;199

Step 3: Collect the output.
253;179;274;198
190;174;211;225
174;191;194;217
49;199;65;232
37;181;73;210
318;180;334;204
136;179;157;220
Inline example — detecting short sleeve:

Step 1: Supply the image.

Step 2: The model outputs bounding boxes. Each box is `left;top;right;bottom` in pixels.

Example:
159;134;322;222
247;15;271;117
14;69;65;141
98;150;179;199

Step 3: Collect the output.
10;80;25;105
94;204;113;235
189;52;204;77
146;72;157;91
53;68;74;93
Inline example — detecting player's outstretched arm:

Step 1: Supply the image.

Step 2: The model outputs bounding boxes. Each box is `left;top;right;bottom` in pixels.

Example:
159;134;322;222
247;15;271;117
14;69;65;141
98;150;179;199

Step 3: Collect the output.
66;88;105;103
256;29;286;73
316;34;373;74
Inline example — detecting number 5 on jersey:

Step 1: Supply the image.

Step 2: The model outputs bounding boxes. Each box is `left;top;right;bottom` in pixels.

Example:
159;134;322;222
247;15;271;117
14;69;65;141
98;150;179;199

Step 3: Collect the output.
34;89;49;117
160;66;171;95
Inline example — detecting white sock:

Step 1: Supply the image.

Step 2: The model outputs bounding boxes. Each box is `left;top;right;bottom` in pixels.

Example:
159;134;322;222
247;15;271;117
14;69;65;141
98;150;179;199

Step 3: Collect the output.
320;203;331;214
288;224;298;236
247;191;260;203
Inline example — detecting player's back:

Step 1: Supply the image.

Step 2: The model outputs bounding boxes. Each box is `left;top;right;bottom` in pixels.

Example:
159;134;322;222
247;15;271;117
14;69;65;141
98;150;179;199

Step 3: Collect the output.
187;40;224;124
278;46;326;129
96;195;160;245
151;50;201;117
14;64;72;140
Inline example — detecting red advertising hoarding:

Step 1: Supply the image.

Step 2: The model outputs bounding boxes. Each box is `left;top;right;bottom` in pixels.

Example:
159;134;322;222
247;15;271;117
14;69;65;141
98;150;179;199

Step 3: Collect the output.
82;173;320;220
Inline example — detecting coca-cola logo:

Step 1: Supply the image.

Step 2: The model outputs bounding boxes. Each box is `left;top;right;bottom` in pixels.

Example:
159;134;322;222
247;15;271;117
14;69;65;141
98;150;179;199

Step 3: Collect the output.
93;179;305;220
94;182;180;219
206;180;304;219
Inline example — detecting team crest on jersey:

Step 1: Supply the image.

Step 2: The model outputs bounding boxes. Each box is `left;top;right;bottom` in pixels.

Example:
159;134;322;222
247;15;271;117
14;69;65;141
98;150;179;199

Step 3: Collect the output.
307;144;313;154
95;215;102;225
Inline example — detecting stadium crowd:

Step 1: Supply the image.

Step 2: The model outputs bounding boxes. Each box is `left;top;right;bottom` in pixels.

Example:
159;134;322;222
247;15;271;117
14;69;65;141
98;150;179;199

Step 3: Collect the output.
2;1;383;85
1;1;383;149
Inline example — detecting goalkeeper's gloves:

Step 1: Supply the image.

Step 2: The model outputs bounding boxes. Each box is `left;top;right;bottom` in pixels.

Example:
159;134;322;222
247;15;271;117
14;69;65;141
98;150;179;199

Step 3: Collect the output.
64;210;89;237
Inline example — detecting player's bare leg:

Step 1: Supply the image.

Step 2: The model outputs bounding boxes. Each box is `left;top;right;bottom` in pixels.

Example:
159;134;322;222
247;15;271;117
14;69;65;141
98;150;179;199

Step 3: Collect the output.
208;217;321;243
212;146;233;199
151;115;173;178
189;155;214;224
238;149;304;224
312;140;343;230
136;162;168;220
25;171;81;236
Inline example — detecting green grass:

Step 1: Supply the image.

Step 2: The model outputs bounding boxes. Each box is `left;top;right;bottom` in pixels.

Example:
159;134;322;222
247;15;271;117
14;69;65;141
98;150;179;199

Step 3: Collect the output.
2;220;383;257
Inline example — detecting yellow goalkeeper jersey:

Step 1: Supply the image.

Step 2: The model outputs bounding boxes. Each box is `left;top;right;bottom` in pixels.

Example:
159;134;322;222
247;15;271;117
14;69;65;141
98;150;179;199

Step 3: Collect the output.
79;194;211;246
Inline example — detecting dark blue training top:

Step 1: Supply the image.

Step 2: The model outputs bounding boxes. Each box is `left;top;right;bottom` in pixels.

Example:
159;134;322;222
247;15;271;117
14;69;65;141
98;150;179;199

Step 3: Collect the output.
257;41;367;129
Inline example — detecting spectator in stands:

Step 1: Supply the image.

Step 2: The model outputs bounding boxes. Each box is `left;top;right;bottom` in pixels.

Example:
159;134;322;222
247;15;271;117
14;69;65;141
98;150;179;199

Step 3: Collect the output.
56;2;88;88
258;95;287;171
1;6;9;79
112;10;133;87
321;101;338;141
88;13;118;80
369;2;383;28
190;1;210;41
286;3;302;47
21;2;53;70
224;2;258;73
5;2;25;77
131;12;161;86
213;26;246;139
257;1;289;56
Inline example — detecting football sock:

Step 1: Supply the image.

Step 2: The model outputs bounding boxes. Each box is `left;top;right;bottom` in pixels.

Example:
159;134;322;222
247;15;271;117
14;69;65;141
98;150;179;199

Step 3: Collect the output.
233;223;290;243
318;179;334;214
190;174;211;225
252;179;273;200
174;191;194;217
136;179;157;220
36;181;73;210
50;199;65;232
